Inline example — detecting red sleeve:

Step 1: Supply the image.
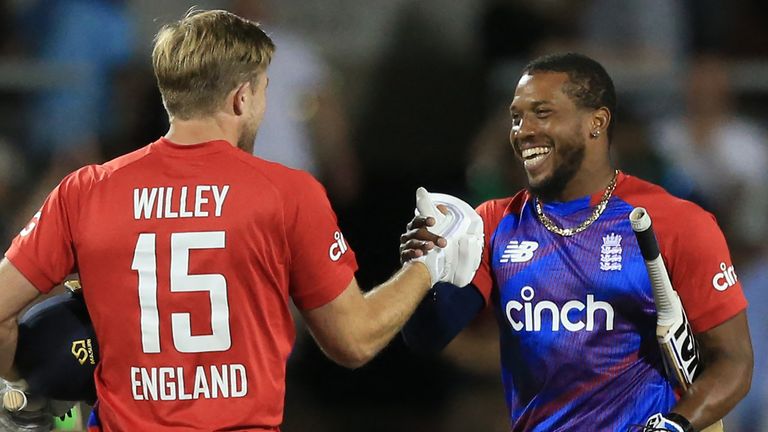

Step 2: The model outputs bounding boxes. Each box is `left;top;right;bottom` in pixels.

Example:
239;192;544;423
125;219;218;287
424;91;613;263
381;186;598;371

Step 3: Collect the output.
472;196;517;305
5;171;82;293
659;203;747;333
284;174;358;310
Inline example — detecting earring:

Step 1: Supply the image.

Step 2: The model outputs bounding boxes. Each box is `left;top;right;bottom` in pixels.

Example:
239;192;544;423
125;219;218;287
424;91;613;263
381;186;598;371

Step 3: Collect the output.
590;130;601;138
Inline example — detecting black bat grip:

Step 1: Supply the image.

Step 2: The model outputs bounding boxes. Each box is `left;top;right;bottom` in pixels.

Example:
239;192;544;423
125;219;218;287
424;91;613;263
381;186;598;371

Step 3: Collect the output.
629;207;661;261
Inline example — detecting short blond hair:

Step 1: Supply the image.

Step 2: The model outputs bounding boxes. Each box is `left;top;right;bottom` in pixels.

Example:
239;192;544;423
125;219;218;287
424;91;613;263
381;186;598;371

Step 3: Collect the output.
152;9;275;120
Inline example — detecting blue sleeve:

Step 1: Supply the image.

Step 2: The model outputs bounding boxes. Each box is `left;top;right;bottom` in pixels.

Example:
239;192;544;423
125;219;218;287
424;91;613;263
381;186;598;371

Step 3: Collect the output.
402;282;485;354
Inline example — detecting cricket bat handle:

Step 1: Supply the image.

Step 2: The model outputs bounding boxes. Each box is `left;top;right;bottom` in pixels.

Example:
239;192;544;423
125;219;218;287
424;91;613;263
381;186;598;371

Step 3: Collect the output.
629;208;679;327
630;208;725;432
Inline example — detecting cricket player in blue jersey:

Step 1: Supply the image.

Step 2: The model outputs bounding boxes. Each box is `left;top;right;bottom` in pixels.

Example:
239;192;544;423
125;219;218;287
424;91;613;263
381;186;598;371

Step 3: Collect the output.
400;53;753;431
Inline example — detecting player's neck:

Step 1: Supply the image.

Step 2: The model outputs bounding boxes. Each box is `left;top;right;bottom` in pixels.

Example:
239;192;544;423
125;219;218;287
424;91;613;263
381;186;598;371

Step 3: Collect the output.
554;165;616;203
165;116;237;147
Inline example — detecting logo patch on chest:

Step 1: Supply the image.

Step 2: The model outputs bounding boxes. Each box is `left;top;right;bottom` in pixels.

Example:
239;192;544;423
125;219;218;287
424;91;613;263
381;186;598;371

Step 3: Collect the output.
600;233;622;271
500;241;539;263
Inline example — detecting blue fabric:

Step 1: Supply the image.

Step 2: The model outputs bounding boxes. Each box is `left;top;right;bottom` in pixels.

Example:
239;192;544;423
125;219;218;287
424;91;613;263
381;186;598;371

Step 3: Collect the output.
402;282;484;353
491;194;676;430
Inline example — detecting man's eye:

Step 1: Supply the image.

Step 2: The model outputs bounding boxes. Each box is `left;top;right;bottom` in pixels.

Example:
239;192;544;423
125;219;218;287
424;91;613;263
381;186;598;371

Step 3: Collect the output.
535;109;551;117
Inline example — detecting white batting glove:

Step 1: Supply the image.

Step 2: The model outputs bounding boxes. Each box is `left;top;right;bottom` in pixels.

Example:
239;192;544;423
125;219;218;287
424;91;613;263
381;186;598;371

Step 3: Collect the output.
644;413;693;432
412;187;484;287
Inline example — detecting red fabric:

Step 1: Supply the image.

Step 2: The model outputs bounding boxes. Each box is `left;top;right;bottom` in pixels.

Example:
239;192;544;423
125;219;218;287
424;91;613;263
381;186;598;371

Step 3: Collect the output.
6;138;357;430
614;173;747;333
472;193;526;304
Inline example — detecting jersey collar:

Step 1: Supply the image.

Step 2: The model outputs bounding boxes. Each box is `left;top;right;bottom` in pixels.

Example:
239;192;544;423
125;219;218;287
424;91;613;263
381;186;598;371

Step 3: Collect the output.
153;138;235;156
537;171;626;216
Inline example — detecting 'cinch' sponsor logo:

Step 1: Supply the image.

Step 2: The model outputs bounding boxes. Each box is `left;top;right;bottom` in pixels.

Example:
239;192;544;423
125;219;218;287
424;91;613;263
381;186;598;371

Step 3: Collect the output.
504;286;614;332
711;262;737;291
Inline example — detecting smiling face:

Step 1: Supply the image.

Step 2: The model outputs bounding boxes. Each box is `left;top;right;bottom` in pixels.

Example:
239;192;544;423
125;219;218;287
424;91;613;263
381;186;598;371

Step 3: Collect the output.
509;72;594;201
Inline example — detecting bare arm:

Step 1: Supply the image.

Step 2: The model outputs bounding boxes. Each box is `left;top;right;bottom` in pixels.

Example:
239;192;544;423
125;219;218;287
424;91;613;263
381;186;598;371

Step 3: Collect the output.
0;258;42;379
301;262;431;369
671;311;753;429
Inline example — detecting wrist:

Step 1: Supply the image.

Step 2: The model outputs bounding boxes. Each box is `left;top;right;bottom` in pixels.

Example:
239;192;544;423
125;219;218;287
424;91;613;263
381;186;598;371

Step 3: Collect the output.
666;413;696;432
403;260;433;289
0;366;21;383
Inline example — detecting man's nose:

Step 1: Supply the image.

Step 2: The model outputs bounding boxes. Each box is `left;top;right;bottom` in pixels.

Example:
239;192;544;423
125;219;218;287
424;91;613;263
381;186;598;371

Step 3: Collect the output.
518;114;539;136
512;115;537;141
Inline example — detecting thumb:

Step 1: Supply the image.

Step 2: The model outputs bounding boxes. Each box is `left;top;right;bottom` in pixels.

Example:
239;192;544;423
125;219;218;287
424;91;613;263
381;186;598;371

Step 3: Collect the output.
416;187;444;222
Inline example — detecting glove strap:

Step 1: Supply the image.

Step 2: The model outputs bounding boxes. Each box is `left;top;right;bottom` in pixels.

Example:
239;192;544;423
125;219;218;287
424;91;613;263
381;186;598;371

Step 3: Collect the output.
665;413;696;432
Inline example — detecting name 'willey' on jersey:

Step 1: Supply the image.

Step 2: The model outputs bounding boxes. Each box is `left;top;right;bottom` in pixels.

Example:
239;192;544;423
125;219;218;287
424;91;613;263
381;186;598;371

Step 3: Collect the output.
133;185;230;220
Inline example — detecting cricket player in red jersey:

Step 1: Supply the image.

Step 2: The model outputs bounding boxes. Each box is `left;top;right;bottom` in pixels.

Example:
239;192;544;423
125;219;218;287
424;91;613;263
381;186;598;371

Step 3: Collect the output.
0;9;480;431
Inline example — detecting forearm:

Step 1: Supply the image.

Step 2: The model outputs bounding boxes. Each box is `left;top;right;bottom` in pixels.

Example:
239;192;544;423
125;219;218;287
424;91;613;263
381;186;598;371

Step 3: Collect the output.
302;262;432;368
671;345;752;429
0;258;43;379
0;317;19;380
354;262;433;359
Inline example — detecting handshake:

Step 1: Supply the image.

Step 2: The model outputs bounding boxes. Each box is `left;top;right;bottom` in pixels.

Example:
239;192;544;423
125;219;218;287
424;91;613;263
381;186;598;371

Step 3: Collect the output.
401;187;484;287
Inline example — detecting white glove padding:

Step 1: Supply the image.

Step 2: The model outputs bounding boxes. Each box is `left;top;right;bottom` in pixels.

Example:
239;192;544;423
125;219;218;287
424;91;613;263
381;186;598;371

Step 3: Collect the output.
643;413;690;432
412;187;484;287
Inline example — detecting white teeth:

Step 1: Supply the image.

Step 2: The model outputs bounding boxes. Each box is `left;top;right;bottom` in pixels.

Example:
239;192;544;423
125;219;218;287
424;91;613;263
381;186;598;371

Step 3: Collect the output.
521;147;551;159
524;154;549;168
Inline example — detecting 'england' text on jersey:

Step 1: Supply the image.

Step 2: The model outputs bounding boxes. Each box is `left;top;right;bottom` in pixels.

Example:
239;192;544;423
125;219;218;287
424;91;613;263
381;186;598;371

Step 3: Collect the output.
133;185;230;220
131;363;247;401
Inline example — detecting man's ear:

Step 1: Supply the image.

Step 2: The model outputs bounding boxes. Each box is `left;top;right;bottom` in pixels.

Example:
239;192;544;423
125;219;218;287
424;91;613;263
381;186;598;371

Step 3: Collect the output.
590;107;611;136
232;81;251;116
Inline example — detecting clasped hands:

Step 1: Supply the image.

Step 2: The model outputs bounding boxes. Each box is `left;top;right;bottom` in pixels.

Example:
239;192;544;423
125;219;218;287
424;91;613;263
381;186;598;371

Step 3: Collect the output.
400;187;484;287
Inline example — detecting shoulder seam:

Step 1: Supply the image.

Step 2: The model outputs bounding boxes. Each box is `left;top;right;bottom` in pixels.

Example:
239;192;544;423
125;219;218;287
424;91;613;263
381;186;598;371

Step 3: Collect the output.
225;152;301;266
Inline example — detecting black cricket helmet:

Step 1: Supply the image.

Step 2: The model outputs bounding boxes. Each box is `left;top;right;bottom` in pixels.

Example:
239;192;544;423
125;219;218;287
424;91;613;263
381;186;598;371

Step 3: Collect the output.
14;281;99;403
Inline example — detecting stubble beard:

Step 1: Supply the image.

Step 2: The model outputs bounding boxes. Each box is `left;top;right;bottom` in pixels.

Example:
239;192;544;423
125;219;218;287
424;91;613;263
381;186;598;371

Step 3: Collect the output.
237;122;258;154
526;135;586;202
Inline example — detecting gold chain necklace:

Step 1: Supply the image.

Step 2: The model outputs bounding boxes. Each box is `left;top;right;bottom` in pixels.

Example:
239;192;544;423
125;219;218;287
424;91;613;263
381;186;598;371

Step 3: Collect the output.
534;170;619;237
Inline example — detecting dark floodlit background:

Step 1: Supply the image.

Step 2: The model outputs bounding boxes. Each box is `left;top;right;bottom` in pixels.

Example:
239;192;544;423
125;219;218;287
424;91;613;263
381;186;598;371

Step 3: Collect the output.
1;0;767;431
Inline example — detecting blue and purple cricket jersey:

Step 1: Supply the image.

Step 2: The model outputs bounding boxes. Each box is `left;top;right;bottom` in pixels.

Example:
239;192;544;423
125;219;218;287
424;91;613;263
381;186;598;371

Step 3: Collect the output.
472;172;747;431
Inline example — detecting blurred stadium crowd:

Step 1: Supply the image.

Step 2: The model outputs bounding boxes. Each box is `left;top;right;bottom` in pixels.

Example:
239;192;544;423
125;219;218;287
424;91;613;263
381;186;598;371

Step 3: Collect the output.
1;0;767;431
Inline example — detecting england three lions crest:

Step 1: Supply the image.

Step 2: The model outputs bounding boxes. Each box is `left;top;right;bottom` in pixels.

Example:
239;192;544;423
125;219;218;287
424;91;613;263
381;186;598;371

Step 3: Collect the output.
600;233;622;271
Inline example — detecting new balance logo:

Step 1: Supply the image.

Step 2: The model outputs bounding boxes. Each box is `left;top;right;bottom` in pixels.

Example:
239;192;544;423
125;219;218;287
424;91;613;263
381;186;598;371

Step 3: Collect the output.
500;241;539;263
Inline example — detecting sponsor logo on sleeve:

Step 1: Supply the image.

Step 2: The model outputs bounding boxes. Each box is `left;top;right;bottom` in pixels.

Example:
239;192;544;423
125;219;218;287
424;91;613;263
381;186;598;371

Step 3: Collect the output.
19;211;42;237
711;262;738;291
500;241;539;263
328;231;349;262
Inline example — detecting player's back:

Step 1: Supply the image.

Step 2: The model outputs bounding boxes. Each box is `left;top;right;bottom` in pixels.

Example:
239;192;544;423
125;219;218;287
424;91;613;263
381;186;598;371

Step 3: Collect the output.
71;138;323;430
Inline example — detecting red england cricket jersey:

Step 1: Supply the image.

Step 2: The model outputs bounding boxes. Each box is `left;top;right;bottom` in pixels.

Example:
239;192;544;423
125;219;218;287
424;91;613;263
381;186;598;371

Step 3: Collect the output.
6;138;358;431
